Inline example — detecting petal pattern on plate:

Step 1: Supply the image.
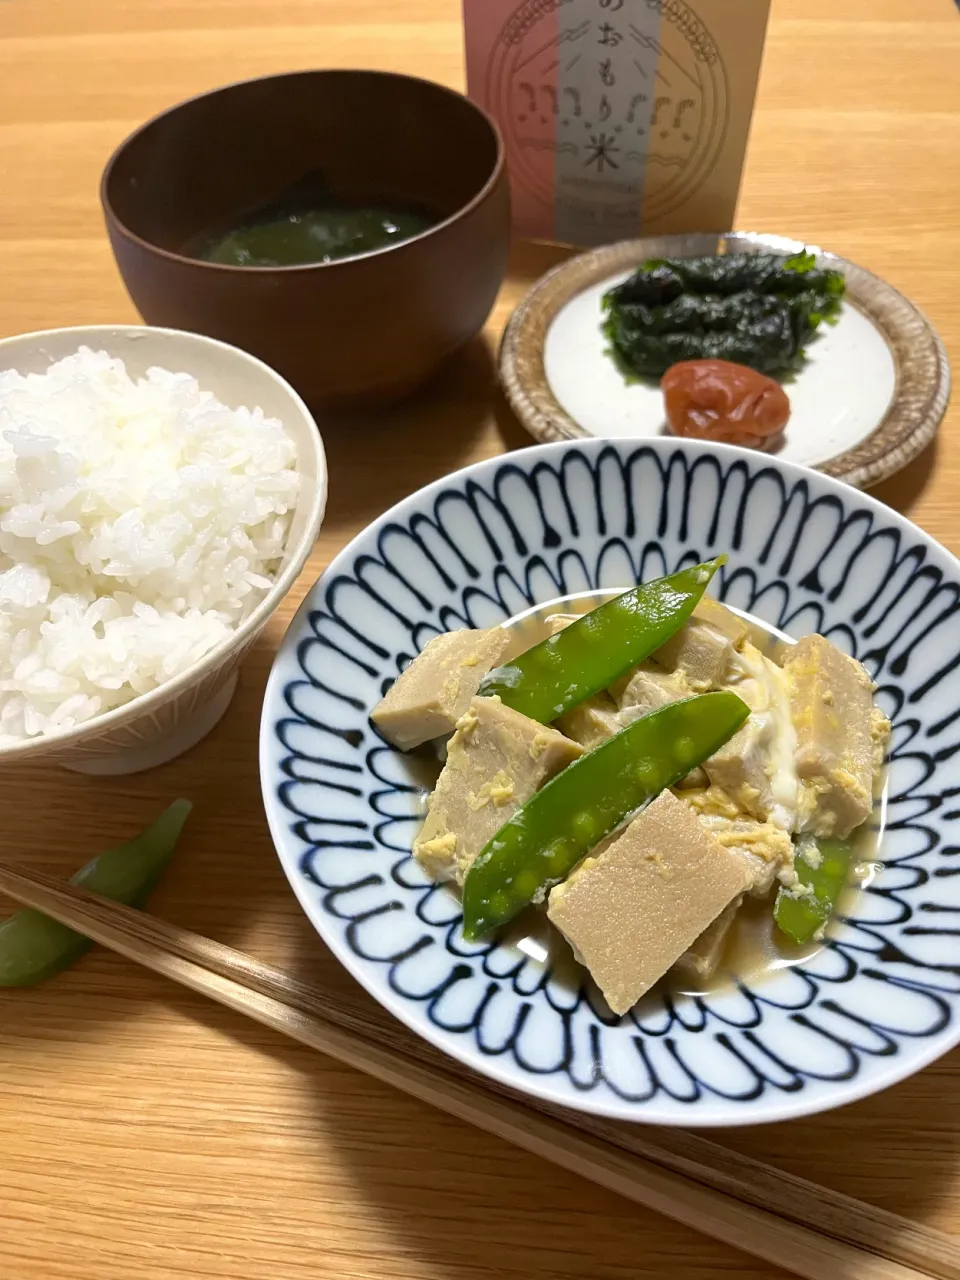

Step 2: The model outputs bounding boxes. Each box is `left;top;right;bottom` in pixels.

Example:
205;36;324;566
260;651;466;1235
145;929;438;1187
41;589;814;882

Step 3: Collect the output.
262;440;960;1123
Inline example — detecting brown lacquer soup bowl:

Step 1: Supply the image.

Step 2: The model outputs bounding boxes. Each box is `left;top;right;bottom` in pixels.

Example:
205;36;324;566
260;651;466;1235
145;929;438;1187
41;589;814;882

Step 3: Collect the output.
102;70;510;411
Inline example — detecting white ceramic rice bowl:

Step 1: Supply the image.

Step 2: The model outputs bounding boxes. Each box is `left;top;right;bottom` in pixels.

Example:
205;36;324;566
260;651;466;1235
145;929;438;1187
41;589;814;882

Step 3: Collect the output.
0;325;326;774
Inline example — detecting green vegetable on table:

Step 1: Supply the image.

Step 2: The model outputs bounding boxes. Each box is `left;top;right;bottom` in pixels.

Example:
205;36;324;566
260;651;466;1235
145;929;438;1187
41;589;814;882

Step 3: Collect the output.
774;836;852;946
461;691;750;941
602;251;846;379
478;557;724;723
0;800;192;988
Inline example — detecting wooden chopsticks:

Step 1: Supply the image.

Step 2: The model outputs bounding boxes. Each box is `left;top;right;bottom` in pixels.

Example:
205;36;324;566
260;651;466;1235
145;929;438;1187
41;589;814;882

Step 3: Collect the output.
1;861;957;1280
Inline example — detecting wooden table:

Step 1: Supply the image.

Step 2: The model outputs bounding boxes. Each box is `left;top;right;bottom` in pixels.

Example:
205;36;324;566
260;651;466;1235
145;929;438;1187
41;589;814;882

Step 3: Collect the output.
1;2;958;1277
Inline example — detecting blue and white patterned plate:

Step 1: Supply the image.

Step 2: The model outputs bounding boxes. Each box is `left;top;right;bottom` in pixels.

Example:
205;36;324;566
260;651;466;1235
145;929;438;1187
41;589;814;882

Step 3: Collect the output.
260;438;960;1126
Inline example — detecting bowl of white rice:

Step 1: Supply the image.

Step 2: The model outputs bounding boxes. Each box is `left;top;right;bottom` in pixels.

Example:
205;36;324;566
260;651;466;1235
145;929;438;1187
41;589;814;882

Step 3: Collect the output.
0;324;326;774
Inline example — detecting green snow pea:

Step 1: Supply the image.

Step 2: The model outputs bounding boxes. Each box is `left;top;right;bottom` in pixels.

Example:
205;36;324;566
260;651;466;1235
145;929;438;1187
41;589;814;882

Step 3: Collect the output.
0;800;192;987
774;837;852;945
461;691;749;940
478;558;724;723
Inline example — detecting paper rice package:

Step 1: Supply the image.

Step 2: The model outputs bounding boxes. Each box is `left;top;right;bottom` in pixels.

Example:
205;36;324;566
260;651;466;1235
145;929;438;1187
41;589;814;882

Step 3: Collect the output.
463;0;771;245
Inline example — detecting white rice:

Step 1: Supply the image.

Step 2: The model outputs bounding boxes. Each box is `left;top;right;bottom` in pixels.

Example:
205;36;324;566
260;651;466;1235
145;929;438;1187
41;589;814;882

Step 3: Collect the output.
0;347;300;744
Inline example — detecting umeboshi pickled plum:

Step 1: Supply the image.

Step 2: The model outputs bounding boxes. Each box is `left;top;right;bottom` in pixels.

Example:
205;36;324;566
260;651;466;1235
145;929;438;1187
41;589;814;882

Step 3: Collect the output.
662;359;790;450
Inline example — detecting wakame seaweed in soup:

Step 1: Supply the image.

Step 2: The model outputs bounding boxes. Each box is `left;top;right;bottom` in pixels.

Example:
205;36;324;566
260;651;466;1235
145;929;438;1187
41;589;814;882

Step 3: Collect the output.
185;169;439;267
191;204;437;267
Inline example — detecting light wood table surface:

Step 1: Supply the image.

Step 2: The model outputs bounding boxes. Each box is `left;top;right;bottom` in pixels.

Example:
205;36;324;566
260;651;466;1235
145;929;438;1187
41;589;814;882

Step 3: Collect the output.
1;2;959;1277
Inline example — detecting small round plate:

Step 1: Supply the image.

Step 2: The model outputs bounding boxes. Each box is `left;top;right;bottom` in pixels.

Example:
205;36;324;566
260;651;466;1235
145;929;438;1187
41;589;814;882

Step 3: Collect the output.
499;233;950;489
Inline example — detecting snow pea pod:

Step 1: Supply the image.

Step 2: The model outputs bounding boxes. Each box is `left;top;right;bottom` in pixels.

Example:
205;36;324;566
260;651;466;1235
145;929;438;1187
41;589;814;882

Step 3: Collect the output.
0;800;192;987
478;558;724;723
461;691;749;941
774;836;852;945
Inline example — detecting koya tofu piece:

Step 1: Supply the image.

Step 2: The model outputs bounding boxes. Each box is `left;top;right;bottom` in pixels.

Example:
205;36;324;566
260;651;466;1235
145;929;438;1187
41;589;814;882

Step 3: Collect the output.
547;790;752;1015
702;716;773;823
611;663;692;715
414;696;581;882
694;596;750;648
674;766;709;790
782;635;891;838
673;898;741;981
371;627;510;750
612;664;705;787
556;692;621;750
650;597;746;691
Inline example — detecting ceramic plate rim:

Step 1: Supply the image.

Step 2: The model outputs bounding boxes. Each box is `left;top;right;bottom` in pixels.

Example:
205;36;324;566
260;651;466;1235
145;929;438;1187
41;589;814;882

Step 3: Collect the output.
260;436;960;1126
499;232;950;491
